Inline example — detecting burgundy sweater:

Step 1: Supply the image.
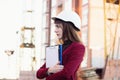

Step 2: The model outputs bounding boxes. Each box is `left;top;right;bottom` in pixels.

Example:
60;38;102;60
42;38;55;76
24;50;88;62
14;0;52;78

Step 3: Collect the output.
36;42;85;80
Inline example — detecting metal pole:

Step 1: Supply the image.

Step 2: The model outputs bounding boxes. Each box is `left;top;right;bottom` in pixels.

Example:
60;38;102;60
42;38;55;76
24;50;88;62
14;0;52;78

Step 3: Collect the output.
103;0;108;59
47;0;51;46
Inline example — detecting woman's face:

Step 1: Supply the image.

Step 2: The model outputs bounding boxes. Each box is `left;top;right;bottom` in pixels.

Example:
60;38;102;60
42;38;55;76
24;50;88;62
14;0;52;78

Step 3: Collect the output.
54;24;63;39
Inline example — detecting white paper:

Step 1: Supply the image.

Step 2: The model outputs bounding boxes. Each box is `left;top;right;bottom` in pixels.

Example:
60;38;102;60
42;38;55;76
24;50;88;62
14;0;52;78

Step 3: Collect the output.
46;45;59;68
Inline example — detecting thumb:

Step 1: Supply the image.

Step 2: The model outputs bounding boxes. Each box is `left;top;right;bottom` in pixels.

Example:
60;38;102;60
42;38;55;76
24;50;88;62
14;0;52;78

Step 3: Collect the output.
56;61;60;65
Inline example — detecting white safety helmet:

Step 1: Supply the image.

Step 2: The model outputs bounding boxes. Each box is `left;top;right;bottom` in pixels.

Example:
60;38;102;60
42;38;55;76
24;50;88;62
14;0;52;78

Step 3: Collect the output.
52;10;81;31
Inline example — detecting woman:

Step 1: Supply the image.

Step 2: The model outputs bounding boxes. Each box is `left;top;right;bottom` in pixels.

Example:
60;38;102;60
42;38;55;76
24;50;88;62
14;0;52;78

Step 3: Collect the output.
36;10;85;80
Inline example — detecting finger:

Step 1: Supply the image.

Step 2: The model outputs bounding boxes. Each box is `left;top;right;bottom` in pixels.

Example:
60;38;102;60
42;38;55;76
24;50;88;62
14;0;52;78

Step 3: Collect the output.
56;61;60;65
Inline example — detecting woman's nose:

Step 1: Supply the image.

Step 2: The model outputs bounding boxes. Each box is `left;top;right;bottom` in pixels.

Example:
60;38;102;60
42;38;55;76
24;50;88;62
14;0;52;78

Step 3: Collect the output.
54;28;58;33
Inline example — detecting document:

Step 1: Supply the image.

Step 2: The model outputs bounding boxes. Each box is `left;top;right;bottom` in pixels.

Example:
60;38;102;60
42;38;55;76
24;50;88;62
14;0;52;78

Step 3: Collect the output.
46;45;59;68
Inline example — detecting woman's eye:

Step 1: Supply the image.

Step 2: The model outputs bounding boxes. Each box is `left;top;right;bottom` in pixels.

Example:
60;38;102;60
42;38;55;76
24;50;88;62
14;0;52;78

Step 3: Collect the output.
55;25;60;28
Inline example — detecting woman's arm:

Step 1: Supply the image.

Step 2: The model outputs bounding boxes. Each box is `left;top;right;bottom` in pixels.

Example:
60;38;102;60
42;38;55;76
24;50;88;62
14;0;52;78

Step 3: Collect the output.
36;62;64;79
36;63;49;79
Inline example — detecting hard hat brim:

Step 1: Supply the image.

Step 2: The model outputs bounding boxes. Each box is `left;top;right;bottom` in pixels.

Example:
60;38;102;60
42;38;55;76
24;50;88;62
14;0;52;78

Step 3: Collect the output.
51;10;81;31
52;17;80;31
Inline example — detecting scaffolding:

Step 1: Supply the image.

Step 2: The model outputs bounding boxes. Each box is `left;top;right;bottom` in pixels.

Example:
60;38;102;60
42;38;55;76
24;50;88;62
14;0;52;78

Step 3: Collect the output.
19;0;36;71
103;0;120;79
104;0;120;59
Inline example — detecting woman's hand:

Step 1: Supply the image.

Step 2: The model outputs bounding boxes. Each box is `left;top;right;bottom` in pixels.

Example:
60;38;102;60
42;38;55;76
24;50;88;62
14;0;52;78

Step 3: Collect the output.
48;62;64;74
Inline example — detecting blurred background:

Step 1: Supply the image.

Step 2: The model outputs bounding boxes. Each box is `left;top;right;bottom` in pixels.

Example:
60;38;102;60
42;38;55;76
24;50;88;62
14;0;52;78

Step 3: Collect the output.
0;0;120;80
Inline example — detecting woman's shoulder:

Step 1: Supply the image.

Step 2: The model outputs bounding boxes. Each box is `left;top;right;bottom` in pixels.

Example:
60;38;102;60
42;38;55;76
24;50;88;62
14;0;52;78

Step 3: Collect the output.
63;42;85;53
71;42;85;49
72;42;85;46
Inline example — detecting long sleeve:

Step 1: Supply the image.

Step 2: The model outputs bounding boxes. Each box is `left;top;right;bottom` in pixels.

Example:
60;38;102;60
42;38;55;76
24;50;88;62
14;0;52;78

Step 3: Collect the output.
46;42;85;80
36;63;49;79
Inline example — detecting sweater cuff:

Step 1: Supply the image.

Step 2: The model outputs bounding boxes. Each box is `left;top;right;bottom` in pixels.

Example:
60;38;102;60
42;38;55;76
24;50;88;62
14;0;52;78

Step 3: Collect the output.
46;69;53;76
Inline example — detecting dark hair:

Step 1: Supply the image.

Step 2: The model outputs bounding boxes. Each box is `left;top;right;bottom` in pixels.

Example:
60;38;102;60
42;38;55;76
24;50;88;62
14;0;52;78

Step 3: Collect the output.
54;19;82;43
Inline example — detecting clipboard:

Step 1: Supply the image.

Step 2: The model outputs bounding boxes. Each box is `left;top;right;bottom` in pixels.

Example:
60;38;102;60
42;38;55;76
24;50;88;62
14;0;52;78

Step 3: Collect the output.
46;45;59;68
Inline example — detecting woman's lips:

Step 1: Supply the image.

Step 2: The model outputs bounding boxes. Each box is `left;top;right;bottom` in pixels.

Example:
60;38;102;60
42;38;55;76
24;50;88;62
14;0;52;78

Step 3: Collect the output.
56;34;59;36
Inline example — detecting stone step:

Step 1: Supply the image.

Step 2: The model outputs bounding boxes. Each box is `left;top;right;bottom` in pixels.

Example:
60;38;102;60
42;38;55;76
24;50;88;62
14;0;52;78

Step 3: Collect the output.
19;71;39;80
